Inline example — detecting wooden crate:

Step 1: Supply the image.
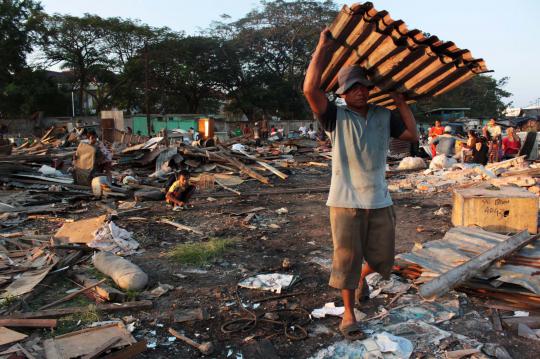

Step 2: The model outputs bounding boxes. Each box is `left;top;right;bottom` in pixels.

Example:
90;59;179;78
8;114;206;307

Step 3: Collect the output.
452;186;538;234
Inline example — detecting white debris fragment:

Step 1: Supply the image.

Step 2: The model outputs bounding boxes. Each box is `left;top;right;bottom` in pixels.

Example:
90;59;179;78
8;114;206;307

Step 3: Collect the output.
434;207;449;216
276;207;289;215
238;273;297;293
88;221;139;255
397;157;426;170
311;302;366;320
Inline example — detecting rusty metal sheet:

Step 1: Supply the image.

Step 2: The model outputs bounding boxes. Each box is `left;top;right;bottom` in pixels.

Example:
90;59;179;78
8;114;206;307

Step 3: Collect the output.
397;226;540;295
322;2;490;108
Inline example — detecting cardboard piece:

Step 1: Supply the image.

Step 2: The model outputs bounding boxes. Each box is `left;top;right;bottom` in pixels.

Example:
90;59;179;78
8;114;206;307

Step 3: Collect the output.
43;323;136;359
54;215;107;243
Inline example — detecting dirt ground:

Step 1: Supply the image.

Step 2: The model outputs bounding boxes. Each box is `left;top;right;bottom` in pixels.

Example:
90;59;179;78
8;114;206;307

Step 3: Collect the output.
5;164;540;358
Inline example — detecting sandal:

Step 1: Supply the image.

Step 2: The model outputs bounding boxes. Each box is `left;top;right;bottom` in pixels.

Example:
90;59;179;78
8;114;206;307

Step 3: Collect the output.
355;278;370;304
339;322;366;341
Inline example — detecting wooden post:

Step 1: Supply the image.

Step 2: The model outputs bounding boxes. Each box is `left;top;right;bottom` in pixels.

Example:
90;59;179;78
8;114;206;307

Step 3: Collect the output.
418;231;539;299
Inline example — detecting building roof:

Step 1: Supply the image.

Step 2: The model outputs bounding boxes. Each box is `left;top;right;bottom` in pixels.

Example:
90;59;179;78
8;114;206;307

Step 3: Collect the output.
321;3;489;109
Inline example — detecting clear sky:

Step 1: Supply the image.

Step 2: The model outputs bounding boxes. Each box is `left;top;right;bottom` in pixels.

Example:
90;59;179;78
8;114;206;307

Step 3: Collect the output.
39;0;540;108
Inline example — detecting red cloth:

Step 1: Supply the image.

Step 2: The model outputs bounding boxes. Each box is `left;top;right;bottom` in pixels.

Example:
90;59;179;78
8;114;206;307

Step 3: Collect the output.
502;136;520;155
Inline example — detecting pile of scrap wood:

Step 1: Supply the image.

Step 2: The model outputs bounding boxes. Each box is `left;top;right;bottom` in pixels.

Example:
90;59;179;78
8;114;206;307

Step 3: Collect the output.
396;226;540;311
388;156;540;195
0;229;150;357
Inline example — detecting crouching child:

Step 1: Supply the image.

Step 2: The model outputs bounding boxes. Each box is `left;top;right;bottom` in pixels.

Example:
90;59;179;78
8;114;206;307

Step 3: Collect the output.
165;170;196;210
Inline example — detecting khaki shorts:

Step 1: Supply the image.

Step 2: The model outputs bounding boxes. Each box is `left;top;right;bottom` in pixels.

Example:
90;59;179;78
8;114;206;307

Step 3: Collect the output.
329;206;396;289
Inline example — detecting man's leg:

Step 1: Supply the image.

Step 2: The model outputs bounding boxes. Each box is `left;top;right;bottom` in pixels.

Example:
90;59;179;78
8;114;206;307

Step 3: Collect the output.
341;289;356;328
329;207;366;334
363;206;396;281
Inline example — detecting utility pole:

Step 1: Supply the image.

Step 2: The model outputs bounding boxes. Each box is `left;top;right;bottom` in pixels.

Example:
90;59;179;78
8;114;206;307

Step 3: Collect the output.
144;42;151;137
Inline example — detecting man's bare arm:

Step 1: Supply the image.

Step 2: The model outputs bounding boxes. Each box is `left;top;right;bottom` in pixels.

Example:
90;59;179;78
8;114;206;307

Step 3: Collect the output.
303;28;335;115
391;92;419;142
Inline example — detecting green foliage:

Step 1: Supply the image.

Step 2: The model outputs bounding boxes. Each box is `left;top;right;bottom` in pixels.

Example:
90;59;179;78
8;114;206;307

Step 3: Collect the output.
55;304;101;336
168;238;236;265
1;0;515;121
415;75;513;119
2;69;70;116
0;0;44;117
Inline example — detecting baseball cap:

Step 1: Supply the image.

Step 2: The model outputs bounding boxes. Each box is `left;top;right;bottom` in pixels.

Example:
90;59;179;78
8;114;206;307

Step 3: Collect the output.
444;126;452;133
335;66;374;95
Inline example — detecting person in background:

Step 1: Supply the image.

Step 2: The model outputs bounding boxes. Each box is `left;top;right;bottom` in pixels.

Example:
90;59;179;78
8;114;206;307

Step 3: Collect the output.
472;136;489;165
428;120;444;157
418;124;425;137
126;127;133;135
502;127;521;159
307;124;317;140
298;124;307;137
165;170;196;211
278;125;285;137
253;122;261;146
483;118;502;162
234;127;242;137
458;130;479;163
87;130;112;180
432;126;456;157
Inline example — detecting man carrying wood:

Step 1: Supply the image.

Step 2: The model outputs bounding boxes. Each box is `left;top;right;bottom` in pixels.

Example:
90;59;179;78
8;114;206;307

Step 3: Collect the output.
303;29;418;340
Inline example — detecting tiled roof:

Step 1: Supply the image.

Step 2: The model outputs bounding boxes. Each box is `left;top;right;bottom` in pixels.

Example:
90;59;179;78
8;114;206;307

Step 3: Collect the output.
321;2;490;109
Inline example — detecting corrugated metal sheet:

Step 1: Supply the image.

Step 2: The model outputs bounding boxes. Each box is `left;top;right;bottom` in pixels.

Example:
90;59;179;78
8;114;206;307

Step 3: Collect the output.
322;2;490;108
396;227;540;295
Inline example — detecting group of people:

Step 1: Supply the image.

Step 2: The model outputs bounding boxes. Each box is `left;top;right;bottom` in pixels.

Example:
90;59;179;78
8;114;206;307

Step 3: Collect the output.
428;118;522;165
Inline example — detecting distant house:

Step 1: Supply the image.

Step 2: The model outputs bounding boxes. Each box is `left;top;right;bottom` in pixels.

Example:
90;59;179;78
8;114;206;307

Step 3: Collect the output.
424;108;471;122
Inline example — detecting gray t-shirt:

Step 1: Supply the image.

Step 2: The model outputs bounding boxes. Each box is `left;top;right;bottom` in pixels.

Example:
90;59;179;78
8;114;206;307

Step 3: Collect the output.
433;134;456;156
317;102;405;209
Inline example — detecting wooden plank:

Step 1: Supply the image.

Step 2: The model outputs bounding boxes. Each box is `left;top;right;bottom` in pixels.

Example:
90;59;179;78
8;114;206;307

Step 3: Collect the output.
5;300;153;319
43;322;135;359
101;339;147;359
72;274;126;302
159;219;203;235
81;337;121;359
0;327;28;346
502;316;540;330
419;231;538;299
0;318;57;328
491;309;503;331
451;185;538;234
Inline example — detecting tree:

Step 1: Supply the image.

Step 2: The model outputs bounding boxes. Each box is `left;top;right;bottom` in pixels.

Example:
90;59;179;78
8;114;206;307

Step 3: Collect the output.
3;69;70;117
40;14;110;114
146;35;225;113
40;14;167;114
0;0;44;117
415;75;513;119
211;0;338;121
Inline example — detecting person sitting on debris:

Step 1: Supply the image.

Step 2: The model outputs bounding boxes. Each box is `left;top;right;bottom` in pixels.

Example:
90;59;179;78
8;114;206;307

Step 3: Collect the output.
456;130;479;163
303;28;418;341
472;136;489;165
432;126;457;157
87;130;112;180
502;127;521;159
428;120;444;157
165;170;196;210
